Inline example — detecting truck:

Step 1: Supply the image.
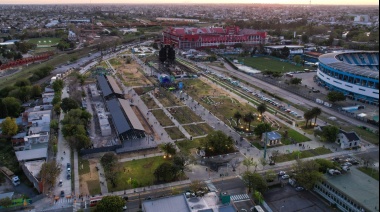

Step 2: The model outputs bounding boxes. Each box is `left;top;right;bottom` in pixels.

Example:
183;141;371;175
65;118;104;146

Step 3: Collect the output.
0;166;20;186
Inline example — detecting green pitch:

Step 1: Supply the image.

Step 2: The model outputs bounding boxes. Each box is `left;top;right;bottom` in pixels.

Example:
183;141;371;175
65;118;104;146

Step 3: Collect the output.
27;37;61;46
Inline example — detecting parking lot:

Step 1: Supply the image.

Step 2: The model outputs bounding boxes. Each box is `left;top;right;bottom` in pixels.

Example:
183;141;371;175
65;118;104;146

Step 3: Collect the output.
263;184;332;212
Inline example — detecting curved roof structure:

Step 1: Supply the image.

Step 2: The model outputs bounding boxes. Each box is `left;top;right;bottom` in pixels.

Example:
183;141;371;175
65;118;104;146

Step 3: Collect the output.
319;51;379;80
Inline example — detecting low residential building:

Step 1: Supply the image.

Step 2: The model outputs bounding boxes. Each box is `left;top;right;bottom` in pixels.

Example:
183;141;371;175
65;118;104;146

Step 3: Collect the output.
261;131;282;146
313;167;379;212
21;160;44;193
336;129;361;149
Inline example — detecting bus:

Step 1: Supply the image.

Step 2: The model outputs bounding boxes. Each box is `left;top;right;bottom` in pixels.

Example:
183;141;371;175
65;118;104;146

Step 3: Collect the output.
89;196;104;207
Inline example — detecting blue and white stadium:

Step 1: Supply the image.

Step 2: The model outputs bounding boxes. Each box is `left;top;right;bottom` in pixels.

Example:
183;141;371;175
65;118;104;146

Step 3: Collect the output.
317;51;379;105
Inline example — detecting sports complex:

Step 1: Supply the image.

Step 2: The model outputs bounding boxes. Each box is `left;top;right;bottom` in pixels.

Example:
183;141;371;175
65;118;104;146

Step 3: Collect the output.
316;51;379;105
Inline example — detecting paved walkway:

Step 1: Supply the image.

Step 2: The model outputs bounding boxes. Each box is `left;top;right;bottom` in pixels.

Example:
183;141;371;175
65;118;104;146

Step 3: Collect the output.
148;92;192;139
97;162;109;194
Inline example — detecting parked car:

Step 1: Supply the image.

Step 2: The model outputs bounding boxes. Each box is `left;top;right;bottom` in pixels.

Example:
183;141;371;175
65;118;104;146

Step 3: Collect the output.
295;186;304;191
67;163;71;172
281;175;290;180
60;190;65;197
278;171;286;176
343;162;352;167
67;173;71;180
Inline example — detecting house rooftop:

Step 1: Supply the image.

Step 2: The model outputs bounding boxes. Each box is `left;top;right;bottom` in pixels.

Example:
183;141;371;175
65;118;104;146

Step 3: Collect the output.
338;129;360;141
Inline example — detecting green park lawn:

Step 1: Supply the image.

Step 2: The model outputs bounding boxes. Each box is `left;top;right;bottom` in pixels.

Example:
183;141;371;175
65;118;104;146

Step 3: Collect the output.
165;127;186;140
108;156;167;192
78;158;90;175
151;109;174;126
235;56;312;73
175;138;203;154
280;128;310;145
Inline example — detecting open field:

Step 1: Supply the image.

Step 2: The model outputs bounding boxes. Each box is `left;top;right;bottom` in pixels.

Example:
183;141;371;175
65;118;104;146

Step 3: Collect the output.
182;123;214;137
165;127;186;140
168;106;203;124
184;78;257;128
27;37;61;45
151;109;174;127
108;156;167;192
235;56;314;73
280;128;310;145
140;94;160;109
0;47;94;89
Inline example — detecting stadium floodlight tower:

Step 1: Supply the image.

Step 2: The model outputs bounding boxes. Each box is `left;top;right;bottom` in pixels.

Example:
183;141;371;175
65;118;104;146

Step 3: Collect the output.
158;43;176;75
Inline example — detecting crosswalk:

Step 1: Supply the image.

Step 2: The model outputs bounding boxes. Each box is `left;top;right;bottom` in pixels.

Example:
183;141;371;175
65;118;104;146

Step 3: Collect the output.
54;197;73;204
230;194;250;202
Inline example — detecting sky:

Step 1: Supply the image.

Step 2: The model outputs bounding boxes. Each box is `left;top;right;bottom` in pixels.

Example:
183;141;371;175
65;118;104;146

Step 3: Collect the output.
0;0;378;5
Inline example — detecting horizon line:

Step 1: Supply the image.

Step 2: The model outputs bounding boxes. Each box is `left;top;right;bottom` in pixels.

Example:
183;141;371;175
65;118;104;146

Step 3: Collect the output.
0;3;378;5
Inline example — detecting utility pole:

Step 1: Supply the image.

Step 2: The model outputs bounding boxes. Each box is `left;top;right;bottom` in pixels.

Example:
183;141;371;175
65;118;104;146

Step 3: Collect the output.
263;131;268;159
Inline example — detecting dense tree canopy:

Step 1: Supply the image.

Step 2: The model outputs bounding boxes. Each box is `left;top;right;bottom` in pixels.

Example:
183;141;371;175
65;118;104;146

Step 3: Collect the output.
60;97;79;113
315;125;339;143
292;160;322;190
242;171;267;193
95;196;125;212
2;97;21;118
1;117;18;136
254;123;272;138
327;91;346;103
203;131;235;156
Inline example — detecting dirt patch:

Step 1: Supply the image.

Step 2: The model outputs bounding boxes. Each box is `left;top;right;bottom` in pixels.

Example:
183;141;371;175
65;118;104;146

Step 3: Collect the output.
79;159;100;196
116;60;152;87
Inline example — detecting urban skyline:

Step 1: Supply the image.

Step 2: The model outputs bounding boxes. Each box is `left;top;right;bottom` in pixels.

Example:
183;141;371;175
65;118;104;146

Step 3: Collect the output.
0;0;378;5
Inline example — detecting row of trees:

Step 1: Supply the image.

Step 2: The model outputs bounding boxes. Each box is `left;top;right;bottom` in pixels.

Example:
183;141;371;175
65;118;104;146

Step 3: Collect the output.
303;107;322;128
61;108;91;150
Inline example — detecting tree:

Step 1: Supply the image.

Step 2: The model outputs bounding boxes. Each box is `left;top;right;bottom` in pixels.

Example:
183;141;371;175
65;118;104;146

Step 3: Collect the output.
233;111;242;127
60;97;79;113
257;103;266;119
52;79;64;92
301;34;309;43
0;197;12;208
154;162;177;182
40;161;61;190
253;123;271;138
303;110;314;128
293;55;302;64
242;171;267;193
280;46;290;59
14;78;31;87
160;142;176;158
203;131;234;156
289;77;302;85
189;180;204;193
243;158;255;172
259;158;267;170
1;117;18;136
173;153;190;174
320;125;339;142
292;159;322;190
2;97;21;118
31;85;42;98
95;196;126;212
311;107;322;125
315;158;337;173
243;112;255;131
270;150;280;163
101;152;119;188
327;91;346;103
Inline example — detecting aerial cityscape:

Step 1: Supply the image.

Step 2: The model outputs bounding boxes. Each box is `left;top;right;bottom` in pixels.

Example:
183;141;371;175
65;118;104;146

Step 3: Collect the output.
0;3;378;212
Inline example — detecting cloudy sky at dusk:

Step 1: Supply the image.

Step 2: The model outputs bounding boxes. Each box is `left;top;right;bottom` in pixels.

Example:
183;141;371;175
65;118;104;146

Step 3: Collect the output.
0;0;378;5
